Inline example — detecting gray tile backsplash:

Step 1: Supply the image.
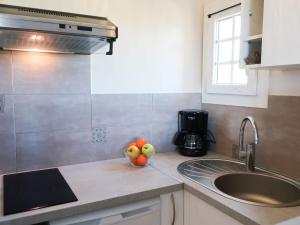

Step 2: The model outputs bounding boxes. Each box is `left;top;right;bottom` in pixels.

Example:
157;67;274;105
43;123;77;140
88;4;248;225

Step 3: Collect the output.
1;49;298;181
92;94;153;127
152;122;178;153
152;93;202;124
0;95;14;134
0;52;13;94
12;52;91;94
16;130;106;171
102;124;153;159
0;133;16;174
180;93;202;110
152;94;184;124
14;94;91;133
0;50;201;172
202;96;300;180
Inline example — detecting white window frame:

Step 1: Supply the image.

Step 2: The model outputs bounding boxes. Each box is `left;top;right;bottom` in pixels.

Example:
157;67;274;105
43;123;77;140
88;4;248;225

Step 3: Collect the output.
202;0;269;108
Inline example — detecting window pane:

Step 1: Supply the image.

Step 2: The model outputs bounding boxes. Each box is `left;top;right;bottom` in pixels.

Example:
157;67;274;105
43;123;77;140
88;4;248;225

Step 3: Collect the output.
217;64;231;84
218;18;233;40
218;41;233;62
234;16;241;37
233;64;247;84
233;40;240;61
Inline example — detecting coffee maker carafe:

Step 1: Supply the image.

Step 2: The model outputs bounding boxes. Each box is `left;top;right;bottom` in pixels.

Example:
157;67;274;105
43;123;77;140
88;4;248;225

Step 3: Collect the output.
173;110;214;157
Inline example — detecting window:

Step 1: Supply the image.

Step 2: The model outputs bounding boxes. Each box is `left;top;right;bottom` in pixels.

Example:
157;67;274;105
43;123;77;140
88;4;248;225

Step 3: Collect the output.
214;14;248;85
202;1;269;108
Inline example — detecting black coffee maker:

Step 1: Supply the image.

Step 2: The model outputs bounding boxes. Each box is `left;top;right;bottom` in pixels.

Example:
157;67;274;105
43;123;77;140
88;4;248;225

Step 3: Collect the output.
173;110;215;157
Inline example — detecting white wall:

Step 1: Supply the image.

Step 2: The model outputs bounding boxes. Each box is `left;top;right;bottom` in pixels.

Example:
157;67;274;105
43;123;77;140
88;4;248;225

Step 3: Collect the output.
0;0;102;16
0;0;204;94
1;0;300;96
90;0;203;94
269;70;300;96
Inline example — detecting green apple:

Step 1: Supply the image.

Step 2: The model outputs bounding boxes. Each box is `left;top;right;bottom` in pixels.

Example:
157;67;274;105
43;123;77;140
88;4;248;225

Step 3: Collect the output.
127;145;140;158
142;144;155;158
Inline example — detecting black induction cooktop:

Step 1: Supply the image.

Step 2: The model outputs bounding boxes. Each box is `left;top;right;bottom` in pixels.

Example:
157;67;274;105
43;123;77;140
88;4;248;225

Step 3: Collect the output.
3;168;78;215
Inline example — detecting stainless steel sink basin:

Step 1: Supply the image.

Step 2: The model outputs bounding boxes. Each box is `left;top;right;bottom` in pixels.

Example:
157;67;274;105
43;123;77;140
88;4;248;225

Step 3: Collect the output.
177;159;300;207
214;173;300;207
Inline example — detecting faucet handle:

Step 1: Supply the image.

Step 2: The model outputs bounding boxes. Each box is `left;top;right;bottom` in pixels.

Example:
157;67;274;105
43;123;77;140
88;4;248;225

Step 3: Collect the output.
232;144;239;159
246;143;256;172
232;144;247;162
239;149;247;161
232;144;247;161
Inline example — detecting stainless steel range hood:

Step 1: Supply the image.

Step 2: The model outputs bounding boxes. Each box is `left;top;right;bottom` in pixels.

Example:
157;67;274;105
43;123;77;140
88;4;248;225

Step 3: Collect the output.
0;4;118;55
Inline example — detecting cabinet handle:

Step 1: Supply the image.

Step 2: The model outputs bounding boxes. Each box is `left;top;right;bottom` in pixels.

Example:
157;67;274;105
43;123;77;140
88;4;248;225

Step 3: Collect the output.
171;193;176;225
121;206;153;218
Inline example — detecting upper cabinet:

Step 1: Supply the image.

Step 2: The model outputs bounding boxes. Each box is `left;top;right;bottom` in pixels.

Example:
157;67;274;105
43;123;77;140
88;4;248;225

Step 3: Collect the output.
241;0;300;69
261;0;300;68
240;0;264;68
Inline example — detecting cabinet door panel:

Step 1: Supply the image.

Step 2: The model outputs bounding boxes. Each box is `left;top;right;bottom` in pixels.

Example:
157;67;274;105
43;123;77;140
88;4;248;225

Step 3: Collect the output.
184;191;242;225
161;191;184;225
262;0;300;67
111;210;160;225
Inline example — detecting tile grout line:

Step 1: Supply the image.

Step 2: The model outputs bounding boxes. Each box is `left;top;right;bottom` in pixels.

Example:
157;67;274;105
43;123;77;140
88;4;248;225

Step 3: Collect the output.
90;94;93;133
14;127;92;136
150;94;154;143
10;51;18;172
4;93;92;96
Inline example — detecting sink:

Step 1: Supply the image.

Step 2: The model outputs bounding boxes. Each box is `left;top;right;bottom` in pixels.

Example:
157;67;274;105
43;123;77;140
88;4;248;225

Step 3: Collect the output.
177;159;300;207
214;173;300;207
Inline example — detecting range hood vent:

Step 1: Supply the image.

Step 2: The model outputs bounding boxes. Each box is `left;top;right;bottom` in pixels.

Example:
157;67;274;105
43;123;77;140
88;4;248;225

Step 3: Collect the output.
0;4;118;55
17;8;78;18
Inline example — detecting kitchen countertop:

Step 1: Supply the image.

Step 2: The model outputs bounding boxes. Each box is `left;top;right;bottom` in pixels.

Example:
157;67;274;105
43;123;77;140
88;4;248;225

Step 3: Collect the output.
0;158;182;225
151;151;300;225
0;151;299;225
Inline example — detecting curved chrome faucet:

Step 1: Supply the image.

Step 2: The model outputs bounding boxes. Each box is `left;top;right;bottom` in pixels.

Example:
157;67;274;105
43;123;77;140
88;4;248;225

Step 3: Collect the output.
239;116;259;172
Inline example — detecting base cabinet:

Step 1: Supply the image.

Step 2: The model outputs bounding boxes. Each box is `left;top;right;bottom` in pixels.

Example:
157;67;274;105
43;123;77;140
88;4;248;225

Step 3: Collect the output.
184;191;242;225
50;191;184;225
50;198;161;225
161;191;184;225
49;190;243;225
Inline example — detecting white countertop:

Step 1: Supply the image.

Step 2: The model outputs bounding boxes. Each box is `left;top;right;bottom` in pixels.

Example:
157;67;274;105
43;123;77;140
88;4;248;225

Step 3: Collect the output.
0;158;182;225
0;151;299;225
151;152;300;225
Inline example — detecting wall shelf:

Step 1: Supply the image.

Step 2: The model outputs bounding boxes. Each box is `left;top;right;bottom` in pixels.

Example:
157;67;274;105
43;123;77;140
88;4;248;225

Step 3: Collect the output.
240;0;264;68
244;63;261;69
243;34;262;42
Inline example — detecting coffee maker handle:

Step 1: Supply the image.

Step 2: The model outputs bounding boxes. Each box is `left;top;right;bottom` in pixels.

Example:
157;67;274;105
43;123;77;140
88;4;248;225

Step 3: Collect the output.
178;112;181;131
207;130;216;144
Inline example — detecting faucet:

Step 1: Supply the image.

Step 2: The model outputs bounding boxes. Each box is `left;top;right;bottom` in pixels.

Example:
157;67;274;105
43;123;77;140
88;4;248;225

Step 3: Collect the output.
239;116;259;172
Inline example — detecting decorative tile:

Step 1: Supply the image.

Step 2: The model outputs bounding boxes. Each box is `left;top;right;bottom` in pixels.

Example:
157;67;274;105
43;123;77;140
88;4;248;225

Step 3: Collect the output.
92;127;107;144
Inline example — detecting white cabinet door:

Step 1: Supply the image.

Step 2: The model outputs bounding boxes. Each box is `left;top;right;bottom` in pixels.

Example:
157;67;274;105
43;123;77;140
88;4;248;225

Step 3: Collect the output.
50;198;161;225
161;191;184;225
105;209;160;225
262;0;300;67
184;191;242;225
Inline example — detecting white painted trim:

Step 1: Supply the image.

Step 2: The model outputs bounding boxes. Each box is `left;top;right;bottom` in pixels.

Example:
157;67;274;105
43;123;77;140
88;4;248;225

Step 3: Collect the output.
202;70;269;108
202;0;269;108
